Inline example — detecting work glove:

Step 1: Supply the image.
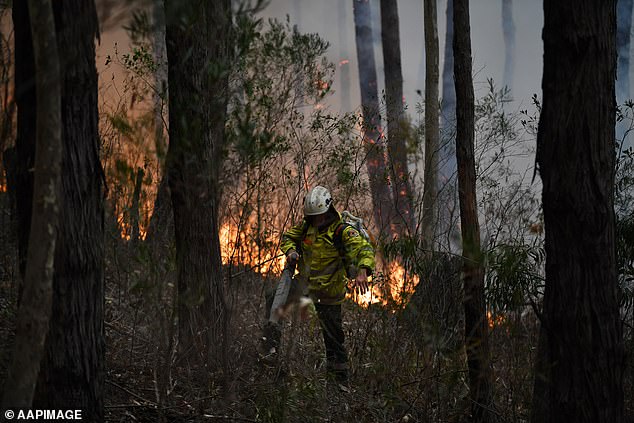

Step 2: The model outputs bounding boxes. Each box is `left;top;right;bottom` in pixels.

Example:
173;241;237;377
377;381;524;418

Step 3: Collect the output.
351;267;369;295
286;249;299;264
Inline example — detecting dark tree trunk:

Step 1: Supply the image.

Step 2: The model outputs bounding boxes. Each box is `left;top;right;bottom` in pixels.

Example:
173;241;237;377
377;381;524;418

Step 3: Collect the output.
501;0;515;92
422;0;440;250
36;1;104;419
531;1;624;422
353;0;395;238
12;0;36;280
130;167;144;243
2;0;61;409
164;0;230;367
453;0;493;421
381;0;415;235
439;0;459;251
10;0;105;418
13;0;104;418
145;172;173;251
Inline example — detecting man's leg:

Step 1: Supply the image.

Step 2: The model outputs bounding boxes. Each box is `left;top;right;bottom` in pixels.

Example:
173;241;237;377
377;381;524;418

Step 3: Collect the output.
315;304;348;383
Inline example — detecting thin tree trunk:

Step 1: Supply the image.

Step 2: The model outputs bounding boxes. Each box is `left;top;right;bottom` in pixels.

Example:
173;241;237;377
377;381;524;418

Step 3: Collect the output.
381;0;415;235
531;1;624;421
617;0;633;105
2;0;60;409
353;0;395;238
421;0;439;250
338;0;351;113
130;167;144;243
439;0;458;251
145;0;173;252
453;0;492;421
616;0;633;145
164;0;230;370
501;0;515;92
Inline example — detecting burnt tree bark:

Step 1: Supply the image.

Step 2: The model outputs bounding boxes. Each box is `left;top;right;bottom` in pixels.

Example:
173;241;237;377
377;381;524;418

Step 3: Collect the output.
164;0;231;368
2;0;60;409
381;0;415;235
453;0;493;421
353;0;395;238
531;1;624;422
421;0;440;250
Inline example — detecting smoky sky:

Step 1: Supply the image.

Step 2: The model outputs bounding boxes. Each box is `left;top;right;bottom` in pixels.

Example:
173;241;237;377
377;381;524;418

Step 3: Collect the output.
260;0;544;115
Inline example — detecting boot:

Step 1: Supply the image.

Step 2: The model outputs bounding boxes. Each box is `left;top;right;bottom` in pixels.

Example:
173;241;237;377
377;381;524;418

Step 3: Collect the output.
261;322;281;355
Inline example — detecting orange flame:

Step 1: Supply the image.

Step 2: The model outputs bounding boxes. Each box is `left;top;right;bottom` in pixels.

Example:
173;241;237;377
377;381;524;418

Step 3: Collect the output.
219;222;283;274
339;59;350;66
349;260;420;308
487;311;505;329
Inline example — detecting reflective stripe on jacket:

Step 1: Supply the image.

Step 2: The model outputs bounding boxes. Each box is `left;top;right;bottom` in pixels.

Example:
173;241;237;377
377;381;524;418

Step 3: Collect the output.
280;213;375;304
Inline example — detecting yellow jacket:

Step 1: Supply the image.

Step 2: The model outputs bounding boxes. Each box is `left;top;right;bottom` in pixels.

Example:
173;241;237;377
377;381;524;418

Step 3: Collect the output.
280;213;375;304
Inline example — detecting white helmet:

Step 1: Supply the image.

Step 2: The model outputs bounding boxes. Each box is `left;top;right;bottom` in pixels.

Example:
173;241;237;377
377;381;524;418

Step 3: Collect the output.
303;186;333;216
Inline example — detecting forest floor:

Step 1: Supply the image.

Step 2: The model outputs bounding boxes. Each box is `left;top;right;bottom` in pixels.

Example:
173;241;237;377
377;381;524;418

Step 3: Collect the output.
0;224;633;422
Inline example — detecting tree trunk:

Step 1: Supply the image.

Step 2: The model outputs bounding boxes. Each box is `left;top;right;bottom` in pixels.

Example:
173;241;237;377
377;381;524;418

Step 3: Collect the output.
421;0;440;250
338;0;351;113
381;0;415;235
37;1;104;419
144;0;173;253
617;0;633;105
501;0;515;92
453;0;493;421
352;0;395;238
12;1;104;419
531;1;624;422
616;0;633;146
439;0;459;251
130;167;144;243
164;0;230;368
12;0;37;280
2;0;60;409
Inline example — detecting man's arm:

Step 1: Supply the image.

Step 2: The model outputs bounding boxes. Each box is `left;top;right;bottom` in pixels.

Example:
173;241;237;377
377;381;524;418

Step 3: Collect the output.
341;226;375;294
280;221;306;257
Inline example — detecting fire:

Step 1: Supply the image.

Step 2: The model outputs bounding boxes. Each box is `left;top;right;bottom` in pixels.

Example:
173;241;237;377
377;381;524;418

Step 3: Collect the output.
487;310;506;329
339;59;350;66
349;259;420;308
219;221;283;274
116;210;148;241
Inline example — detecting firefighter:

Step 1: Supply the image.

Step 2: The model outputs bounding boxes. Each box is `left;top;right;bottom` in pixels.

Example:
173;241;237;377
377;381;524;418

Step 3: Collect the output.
278;185;375;384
